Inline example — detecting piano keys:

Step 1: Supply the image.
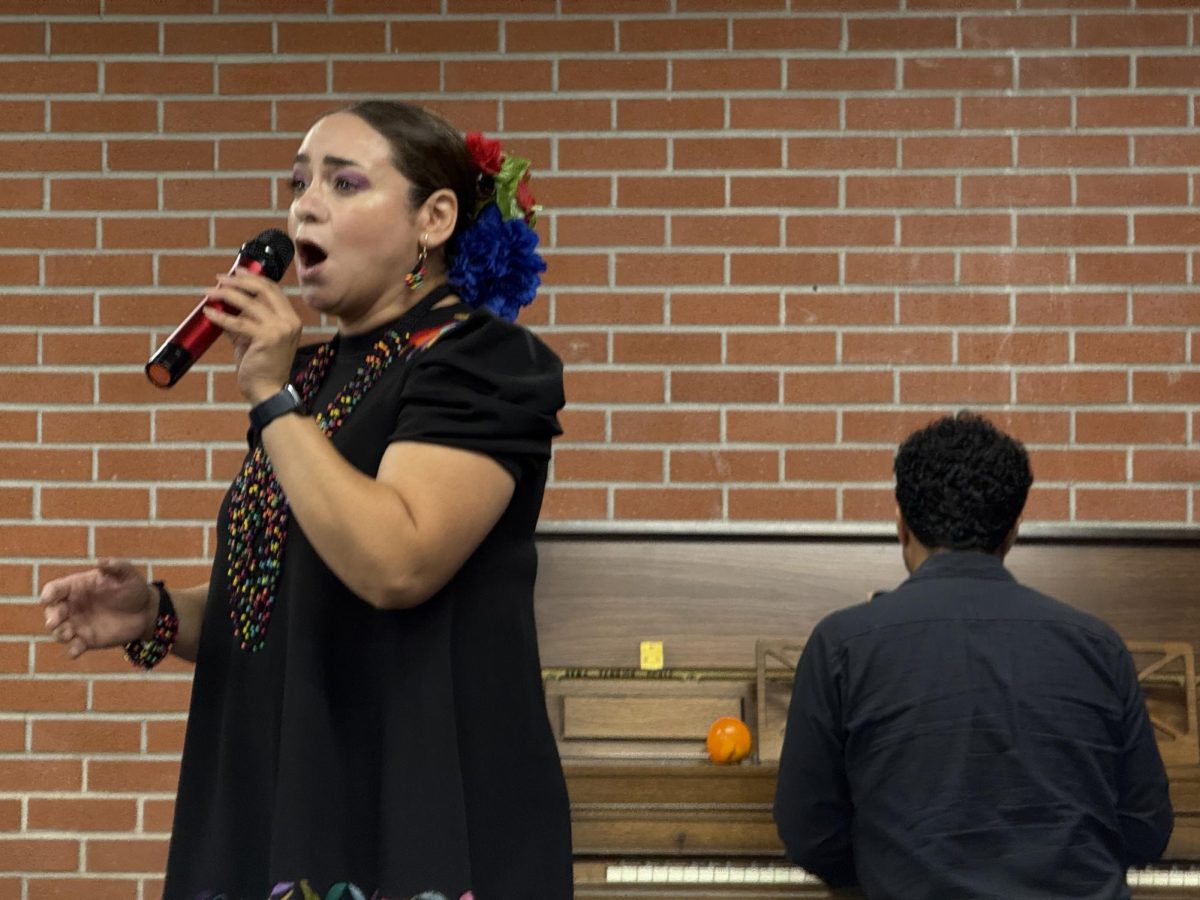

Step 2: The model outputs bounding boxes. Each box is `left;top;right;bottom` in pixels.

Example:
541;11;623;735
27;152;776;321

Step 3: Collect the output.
574;860;1200;898
573;860;828;898
589;862;816;885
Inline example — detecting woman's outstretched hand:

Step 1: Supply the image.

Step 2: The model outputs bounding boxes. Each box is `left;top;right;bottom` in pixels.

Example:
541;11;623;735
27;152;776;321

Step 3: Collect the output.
39;559;156;659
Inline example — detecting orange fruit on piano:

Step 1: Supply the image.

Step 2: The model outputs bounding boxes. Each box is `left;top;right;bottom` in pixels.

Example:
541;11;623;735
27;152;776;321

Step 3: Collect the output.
706;716;752;764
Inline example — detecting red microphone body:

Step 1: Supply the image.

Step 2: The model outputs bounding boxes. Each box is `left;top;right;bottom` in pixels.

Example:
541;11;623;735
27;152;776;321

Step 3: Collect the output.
145;229;295;388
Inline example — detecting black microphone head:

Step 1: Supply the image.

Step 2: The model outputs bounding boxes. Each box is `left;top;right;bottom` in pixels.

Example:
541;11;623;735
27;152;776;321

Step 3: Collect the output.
240;228;295;282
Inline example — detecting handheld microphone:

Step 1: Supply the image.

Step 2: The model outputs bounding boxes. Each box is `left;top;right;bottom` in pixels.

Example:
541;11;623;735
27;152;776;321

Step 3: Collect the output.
145;229;295;388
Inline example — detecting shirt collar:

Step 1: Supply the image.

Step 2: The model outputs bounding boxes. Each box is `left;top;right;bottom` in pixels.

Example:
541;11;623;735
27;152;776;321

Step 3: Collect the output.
904;549;1016;585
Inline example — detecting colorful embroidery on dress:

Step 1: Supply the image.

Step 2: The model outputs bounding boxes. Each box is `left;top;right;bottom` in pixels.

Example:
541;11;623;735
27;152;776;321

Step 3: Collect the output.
225;318;465;652
196;878;472;897
196;884;473;900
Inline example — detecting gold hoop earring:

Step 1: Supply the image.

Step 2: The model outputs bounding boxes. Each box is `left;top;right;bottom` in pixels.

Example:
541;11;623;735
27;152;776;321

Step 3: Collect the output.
405;234;429;291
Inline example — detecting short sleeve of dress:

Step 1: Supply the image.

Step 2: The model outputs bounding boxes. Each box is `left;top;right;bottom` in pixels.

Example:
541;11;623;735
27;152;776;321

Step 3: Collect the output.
389;311;564;481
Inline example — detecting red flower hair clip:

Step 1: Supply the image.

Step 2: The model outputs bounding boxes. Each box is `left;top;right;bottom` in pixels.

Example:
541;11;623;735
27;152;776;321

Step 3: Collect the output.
466;132;503;176
464;131;540;227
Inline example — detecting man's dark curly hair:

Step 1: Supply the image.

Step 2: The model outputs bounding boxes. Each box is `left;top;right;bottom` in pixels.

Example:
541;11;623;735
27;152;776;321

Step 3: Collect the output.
894;412;1033;553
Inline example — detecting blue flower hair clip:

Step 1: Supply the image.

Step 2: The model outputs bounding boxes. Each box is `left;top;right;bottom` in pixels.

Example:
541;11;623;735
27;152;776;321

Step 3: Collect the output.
448;132;547;322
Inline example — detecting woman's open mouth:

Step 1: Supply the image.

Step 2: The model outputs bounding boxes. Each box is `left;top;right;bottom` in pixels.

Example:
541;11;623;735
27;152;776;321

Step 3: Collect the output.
295;239;328;279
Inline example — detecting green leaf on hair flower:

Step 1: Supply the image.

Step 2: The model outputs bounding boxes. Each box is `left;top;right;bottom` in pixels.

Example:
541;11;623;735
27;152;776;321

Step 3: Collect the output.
493;151;533;223
298;881;321;900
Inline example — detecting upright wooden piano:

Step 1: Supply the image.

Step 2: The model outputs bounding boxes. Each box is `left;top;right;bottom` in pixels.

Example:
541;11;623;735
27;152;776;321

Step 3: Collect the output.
532;529;1200;898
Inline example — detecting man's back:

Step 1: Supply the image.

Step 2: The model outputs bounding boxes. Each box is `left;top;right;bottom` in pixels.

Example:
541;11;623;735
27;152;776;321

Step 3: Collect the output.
774;550;1173;900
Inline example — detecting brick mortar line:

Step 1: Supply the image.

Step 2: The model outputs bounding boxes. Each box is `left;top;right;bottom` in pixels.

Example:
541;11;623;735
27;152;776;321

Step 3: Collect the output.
2;84;1199;96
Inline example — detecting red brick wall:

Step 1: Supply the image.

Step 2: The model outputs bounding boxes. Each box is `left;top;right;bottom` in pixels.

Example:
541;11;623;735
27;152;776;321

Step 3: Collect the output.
0;1;1197;892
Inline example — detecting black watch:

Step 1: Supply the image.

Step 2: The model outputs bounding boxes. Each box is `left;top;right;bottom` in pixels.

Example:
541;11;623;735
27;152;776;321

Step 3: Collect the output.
249;383;302;432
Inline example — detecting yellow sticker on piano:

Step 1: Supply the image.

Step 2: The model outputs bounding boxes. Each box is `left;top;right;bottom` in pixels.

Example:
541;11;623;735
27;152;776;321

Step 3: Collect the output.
639;640;664;671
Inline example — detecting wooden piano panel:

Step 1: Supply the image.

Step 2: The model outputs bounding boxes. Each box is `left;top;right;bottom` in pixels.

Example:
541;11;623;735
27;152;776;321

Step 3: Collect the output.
536;537;897;671
547;679;755;761
534;530;1200;894
535;533;1200;668
564;761;1200;854
567;764;777;857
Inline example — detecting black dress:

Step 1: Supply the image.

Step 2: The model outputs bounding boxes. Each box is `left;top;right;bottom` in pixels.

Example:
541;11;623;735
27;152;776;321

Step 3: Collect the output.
163;302;574;900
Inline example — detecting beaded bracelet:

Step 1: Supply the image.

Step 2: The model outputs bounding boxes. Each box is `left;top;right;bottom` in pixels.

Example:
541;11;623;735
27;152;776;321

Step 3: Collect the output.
123;581;179;670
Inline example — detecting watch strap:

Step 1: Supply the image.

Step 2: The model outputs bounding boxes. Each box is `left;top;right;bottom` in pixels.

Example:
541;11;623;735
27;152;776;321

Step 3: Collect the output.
249;383;302;432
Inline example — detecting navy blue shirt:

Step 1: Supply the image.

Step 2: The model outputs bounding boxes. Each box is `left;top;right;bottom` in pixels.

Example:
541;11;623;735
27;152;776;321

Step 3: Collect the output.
774;550;1173;900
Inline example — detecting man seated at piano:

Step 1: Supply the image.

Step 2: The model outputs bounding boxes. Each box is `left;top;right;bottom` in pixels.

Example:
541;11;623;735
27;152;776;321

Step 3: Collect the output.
773;411;1173;899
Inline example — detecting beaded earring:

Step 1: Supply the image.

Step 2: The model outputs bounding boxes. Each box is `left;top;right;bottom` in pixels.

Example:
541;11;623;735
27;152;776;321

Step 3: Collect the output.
404;234;428;290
